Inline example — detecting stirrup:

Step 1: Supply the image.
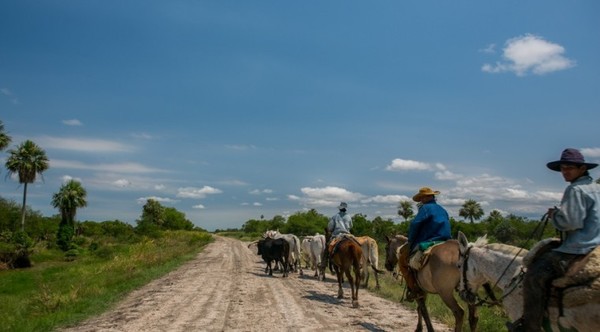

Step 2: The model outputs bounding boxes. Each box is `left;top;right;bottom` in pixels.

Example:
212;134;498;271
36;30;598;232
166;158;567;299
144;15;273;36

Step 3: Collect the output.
405;288;424;302
506;318;524;332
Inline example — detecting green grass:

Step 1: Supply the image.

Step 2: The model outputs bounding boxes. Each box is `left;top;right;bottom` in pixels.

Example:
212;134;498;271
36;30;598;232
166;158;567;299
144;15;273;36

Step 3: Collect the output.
365;273;508;331
0;231;213;332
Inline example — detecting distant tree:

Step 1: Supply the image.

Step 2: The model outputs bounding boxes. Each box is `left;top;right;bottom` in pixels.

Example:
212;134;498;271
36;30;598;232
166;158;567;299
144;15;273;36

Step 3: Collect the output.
163;207;194;231
52;179;87;251
351;213;372;237
5;140;49;231
371;216;396;242
459;199;484;224
397;200;414;222
0;120;11;151
140;199;165;226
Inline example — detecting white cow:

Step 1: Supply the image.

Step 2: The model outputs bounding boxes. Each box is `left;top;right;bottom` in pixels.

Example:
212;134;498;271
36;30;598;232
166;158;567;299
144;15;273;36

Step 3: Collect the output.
300;233;326;279
355;236;385;289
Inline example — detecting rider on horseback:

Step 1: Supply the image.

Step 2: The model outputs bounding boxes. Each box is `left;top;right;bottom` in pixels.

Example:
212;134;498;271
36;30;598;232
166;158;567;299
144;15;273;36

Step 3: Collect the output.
324;202;353;267
399;187;451;301
510;148;600;332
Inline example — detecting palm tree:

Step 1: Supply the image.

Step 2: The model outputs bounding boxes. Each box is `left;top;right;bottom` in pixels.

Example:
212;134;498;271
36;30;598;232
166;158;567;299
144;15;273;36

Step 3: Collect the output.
52;179;87;250
459;199;484;224
397;200;414;222
5;140;49;231
0;120;11;151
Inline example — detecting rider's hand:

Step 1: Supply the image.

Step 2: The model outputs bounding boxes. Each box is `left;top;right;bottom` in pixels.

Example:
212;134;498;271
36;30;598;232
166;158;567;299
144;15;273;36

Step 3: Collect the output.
547;207;558;219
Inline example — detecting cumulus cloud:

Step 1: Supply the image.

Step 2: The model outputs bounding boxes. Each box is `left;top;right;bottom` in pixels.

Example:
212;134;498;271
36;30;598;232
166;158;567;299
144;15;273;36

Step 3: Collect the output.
482;34;575;76
136;196;178;204
62;119;82;126
362;194;411;205
581;147;600;158
113;179;131;187
60;175;82;183
386;158;432;171
291;186;365;207
177;186;223;199
193;204;205;209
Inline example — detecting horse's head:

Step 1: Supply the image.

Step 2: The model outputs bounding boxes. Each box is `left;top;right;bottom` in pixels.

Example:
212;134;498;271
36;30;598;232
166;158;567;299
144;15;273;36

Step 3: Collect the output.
384;234;406;272
456;231;488;304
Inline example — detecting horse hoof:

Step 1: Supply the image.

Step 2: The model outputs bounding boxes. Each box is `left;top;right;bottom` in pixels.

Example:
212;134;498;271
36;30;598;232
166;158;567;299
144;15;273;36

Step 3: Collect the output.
352;301;359;308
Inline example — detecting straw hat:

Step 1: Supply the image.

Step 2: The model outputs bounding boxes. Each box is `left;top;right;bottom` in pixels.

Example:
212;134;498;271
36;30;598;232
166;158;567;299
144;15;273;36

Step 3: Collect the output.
412;187;440;202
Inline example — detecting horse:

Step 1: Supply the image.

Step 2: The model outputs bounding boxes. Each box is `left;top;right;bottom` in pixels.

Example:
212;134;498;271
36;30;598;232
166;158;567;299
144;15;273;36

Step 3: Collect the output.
324;229;363;308
355;235;385;289
456;231;600;332
384;234;479;332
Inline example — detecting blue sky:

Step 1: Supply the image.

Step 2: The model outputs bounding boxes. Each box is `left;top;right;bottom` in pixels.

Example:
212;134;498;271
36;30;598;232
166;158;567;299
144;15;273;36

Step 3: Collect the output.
1;1;599;231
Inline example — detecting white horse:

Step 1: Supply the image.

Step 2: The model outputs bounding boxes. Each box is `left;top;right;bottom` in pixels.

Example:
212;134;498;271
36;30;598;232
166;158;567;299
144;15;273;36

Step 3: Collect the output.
457;231;600;332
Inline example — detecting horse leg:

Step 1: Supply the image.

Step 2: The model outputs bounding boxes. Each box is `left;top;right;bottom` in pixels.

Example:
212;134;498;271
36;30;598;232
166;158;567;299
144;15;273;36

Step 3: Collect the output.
336;267;344;299
467;303;479;332
352;263;361;308
416;296;435;332
438;290;464;332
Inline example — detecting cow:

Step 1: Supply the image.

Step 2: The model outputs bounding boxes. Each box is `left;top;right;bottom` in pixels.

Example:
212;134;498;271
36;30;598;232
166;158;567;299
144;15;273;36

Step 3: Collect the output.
263;230;302;274
254;237;290;277
300;233;326;279
355;236;385;289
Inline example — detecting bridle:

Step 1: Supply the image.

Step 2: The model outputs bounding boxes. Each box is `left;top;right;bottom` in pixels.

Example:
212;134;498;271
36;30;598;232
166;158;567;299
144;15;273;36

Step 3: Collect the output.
459;244;504;307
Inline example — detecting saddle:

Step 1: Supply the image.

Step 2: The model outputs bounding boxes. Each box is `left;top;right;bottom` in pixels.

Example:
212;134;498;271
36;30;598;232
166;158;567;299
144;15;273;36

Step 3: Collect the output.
524;239;600;308
328;234;357;256
408;241;445;270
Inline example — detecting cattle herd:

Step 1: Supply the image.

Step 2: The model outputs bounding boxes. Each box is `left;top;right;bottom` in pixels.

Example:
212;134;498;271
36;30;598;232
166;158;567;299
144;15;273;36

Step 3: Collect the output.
247;230;385;307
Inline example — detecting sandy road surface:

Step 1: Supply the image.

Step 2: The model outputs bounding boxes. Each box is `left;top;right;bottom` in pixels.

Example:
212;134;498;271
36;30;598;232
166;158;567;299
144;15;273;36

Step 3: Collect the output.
61;236;452;331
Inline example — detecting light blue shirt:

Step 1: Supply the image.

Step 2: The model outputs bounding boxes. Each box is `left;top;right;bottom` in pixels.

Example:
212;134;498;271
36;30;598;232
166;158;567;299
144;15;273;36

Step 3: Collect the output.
552;175;600;255
328;211;352;237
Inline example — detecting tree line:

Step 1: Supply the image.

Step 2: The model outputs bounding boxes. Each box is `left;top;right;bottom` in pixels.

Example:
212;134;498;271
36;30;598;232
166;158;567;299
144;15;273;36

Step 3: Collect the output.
0;120;207;269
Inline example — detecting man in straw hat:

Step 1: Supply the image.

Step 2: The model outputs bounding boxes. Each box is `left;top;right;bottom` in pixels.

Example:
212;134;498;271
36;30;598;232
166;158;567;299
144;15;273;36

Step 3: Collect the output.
511;148;600;332
398;187;451;301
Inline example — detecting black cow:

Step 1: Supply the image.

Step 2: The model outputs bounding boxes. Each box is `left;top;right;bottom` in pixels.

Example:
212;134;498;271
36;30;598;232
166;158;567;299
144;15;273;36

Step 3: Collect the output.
256;238;290;277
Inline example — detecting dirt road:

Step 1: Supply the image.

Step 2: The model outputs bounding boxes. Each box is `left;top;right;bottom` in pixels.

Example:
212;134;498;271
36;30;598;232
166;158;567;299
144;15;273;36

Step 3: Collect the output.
62;236;452;331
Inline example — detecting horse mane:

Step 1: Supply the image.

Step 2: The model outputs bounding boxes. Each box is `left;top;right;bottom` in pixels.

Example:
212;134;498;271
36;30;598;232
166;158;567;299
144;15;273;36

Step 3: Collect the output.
485;243;528;257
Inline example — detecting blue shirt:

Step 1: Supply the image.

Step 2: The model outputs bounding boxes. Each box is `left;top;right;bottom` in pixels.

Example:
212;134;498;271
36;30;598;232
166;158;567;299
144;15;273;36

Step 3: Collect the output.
408;200;451;251
552;175;600;255
328;211;352;237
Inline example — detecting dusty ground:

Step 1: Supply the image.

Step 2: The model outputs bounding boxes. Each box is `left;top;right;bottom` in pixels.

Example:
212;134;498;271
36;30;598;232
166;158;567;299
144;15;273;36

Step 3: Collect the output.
61;236;452;332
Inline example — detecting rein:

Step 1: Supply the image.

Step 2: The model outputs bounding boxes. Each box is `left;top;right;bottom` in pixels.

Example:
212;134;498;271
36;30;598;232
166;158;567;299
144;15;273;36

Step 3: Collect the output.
461;213;551;307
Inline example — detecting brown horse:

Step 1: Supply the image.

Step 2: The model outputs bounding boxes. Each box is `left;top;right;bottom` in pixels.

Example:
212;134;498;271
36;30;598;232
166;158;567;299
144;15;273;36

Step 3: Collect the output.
324;229;363;308
384;235;478;332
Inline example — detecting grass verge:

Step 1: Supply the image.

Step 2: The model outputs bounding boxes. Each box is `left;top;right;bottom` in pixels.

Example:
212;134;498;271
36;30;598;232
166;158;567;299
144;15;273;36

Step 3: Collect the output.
0;231;213;332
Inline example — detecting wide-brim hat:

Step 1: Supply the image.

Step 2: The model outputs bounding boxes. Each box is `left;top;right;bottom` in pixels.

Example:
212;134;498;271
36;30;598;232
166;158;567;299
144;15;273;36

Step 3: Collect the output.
412;187;440;202
338;202;348;209
546;148;598;172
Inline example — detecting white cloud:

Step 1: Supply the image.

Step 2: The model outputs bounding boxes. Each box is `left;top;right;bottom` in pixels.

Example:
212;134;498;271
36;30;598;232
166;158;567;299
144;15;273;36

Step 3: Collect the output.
253;202;262;206
38;136;134;152
479;43;496;53
193;204;205;209
386;158;432;171
482;34;575;76
581;147;600;158
250;189;273;195
60;175;82;183
51;159;166;174
113;179;131;187
62;119;82;126
136;196;178;204
292;186;365;207
177;186;223;199
154;184;166;190
1;88;19;104
362;194;411;205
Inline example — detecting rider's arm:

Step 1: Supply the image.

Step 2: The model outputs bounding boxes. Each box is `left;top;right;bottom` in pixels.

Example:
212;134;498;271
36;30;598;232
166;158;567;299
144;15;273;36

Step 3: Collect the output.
552;186;586;231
